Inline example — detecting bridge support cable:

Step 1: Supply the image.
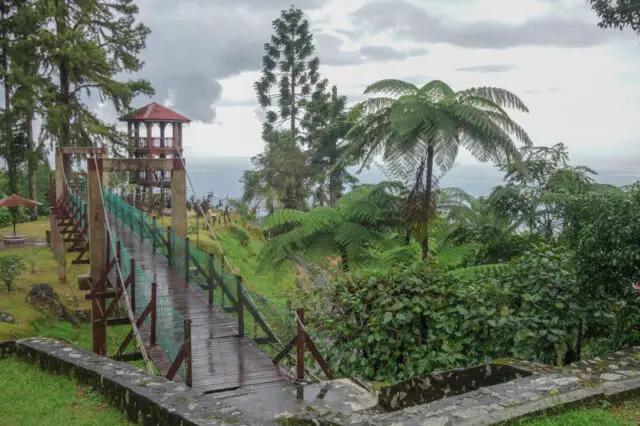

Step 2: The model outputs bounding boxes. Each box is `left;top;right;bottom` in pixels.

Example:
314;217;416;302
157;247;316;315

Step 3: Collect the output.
57;158;122;352
90;156;154;373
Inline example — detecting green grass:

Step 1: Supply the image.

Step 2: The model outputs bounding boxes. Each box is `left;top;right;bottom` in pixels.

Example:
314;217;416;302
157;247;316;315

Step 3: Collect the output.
0;245;90;341
0;357;133;425
0;217;50;240
516;400;640;425
159;212;297;300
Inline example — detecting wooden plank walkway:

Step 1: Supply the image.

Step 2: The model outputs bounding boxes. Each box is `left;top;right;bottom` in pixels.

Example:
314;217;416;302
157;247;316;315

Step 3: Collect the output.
107;214;291;394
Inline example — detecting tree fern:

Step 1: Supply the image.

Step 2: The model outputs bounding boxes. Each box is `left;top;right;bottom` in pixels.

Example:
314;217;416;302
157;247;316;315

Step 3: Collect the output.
345;78;531;260
258;181;403;274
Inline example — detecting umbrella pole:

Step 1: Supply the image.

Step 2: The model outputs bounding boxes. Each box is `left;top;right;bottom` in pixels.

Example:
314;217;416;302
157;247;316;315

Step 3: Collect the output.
12;208;16;236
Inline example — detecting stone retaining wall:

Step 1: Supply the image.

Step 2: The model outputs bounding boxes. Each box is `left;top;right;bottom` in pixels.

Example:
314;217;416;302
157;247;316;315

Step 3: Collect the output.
378;363;534;410
0;338;258;425
5;337;640;425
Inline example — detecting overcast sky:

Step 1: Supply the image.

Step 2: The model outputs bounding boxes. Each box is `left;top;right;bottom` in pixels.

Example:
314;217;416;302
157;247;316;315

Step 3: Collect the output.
123;0;640;165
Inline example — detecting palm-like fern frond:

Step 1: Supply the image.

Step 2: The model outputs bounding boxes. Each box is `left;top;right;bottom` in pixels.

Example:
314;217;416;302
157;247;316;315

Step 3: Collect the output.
258;182;403;274
364;79;418;97
449;262;511;279
436;243;480;269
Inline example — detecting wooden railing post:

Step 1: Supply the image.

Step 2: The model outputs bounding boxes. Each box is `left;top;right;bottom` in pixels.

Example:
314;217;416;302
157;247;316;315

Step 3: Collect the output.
151;281;157;345
208;254;215;306
152;216;157;253
296;308;305;382
167;226;172;267
184;237;190;282
116;241;122;287
236;276;244;337
184;318;192;388
130;258;136;312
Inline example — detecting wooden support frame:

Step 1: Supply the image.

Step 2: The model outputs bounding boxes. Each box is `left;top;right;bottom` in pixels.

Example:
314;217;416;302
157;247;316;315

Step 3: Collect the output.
272;308;334;382
165;318;192;387
86;157;186;356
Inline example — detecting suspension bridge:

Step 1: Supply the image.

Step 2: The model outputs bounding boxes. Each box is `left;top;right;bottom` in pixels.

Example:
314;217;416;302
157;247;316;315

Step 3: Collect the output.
48;146;332;395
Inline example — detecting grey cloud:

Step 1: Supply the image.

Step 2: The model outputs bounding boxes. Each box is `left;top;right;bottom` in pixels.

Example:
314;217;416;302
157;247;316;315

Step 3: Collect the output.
456;64;516;73
121;0;336;123
350;0;621;49
360;45;428;61
316;33;428;66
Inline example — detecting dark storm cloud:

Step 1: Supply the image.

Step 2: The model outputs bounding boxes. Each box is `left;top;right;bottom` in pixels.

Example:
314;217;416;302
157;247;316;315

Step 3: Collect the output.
123;0;429;123
456;64;517;73
350;0;621;49
122;0;335;124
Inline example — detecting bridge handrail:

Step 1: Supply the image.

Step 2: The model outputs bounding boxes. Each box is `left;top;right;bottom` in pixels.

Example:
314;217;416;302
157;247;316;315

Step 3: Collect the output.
100;189;295;355
65;186;189;379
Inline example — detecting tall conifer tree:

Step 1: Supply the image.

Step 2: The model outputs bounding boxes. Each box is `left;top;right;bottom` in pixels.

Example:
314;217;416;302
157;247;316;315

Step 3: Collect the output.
254;6;326;141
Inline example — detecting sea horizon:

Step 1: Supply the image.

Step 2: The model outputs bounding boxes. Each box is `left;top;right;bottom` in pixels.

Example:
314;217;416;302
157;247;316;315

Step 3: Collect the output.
177;154;640;205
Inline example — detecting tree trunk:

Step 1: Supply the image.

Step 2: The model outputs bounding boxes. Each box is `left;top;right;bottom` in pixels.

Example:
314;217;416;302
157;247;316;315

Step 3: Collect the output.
1;4;11;191
328;165;338;208
27;119;37;219
340;246;349;272
289;28;296;139
56;0;72;180
421;146;435;261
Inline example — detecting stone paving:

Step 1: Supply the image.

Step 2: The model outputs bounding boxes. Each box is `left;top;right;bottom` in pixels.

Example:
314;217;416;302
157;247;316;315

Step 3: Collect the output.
5;338;640;425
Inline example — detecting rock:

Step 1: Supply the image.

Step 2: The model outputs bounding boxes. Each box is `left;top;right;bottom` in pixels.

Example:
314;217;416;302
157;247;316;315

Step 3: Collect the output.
25;284;72;322
600;373;625;381
0;312;15;323
552;377;581;387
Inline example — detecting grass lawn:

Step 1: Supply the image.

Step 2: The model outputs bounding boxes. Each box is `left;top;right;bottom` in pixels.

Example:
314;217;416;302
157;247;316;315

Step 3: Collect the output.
0;245;90;341
0;217;49;240
517;400;640;425
158;212;297;300
0;357;132;425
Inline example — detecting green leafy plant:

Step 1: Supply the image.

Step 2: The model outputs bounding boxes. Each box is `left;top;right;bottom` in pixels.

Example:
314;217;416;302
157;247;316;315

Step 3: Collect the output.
0;255;25;291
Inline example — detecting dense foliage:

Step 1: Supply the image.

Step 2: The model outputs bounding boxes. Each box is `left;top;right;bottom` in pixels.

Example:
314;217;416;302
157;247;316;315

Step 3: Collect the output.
311;241;640;382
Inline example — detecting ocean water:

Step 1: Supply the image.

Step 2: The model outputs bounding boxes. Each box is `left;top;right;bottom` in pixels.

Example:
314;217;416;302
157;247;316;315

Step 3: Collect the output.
179;155;640;202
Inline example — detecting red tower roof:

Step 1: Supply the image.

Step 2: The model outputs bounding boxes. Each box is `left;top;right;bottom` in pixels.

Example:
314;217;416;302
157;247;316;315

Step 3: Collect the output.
119;102;191;123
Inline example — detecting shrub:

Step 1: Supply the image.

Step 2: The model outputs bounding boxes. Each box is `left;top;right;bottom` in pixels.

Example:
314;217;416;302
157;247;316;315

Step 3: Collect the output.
315;242;640;382
0;255;25;291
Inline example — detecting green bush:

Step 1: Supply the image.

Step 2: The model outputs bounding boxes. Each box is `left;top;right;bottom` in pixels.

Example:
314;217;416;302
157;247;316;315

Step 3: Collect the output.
316;242;640;382
0;255;25;291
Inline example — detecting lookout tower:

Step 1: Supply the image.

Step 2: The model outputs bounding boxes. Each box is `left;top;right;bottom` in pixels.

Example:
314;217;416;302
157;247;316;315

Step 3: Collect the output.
119;102;191;212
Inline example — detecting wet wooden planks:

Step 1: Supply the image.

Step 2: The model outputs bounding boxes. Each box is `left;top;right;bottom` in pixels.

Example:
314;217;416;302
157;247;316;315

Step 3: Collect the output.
107;215;290;393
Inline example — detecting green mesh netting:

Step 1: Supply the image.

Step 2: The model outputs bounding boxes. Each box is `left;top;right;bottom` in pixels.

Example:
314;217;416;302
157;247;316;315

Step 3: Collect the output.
101;189;296;359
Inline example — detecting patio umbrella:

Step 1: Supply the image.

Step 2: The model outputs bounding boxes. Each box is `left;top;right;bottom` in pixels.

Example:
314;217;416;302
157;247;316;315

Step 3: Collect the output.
0;194;42;236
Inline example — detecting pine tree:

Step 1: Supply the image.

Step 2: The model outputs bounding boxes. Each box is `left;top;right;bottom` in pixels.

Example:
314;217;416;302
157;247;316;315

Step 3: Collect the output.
241;130;307;211
39;0;154;175
254;6;327;141
0;0;39;201
303;85;357;207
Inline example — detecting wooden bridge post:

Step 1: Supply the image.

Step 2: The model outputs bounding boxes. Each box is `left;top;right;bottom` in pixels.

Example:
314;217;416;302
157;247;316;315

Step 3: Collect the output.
184;318;192;388
170;161;187;239
184;237;190;281
152;216;157;253
236;276;244;337
130;258;136;313
55;148;64;205
88;158;107;356
167;226;172;267
151;281;157;345
296;308;305;382
208;254;215;306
